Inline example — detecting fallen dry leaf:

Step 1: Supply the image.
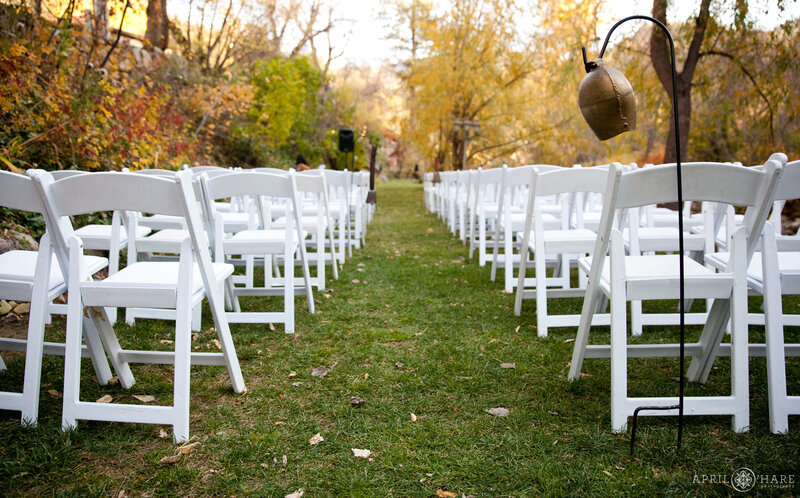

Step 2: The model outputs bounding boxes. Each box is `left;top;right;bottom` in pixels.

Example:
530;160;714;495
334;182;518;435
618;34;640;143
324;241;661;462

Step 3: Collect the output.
158;428;169;438
47;389;60;398
395;362;404;368
564;338;576;343
159;454;181;464
132;394;155;403
602;470;613;477
291;382;303;387
410;413;417;422
285;490;304;498
274;421;285;426
269;323;276;331
159;339;173;345
309;433;324;446
211;339;221;350
500;363;515;369
352;448;371;459
177;442;200;455
311;362;337;378
108;376;119;385
350;396;366;407
426;228;434;233
351;279;360;284
514;325;521;333
486;407;509;417
436;490;457;498
191;333;199;341
96;395;113;403
288;371;297;378
363;373;369;380
282;455;287;465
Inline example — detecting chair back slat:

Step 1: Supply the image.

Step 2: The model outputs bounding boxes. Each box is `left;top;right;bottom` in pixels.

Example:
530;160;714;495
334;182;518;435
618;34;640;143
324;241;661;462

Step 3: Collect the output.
0;171;44;213
205;172;293;200
536;166;611;197
35;172;185;217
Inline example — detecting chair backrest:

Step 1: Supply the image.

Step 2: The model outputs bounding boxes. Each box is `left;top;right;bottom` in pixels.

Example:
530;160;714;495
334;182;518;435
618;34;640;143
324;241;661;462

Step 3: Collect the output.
49;170;90;180
613;160;784;262
0;171;45;213
29;170;210;284
133;168;178;177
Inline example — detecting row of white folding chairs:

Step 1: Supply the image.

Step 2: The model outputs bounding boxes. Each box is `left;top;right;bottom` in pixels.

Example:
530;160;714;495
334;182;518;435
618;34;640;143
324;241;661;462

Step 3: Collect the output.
0;169;245;442
424;157;799;433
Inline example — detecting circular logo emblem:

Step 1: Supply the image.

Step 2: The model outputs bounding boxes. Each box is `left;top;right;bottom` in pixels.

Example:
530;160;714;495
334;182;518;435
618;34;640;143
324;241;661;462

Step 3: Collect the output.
731;467;756;493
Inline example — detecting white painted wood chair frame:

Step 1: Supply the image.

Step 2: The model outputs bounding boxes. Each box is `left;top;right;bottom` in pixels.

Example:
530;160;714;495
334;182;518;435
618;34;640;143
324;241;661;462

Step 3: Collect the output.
30;169;245;443
0;172;113;426
323;169;352;263
203;171;314;334
514;166;617;337
294;170;340;289
568;161;783;433
491;165;563;293
470;167;504;266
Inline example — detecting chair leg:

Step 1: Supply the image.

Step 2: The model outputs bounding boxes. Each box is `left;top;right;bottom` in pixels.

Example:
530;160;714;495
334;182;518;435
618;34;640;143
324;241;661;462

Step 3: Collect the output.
285;245;295;334
171;263;193;443
729;231;749;432
609;275;629;433
535;252;548;338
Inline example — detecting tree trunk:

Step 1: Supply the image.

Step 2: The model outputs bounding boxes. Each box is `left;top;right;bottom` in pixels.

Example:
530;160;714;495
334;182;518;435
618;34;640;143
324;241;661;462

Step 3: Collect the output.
93;0;107;39
145;0;169;50
649;0;711;164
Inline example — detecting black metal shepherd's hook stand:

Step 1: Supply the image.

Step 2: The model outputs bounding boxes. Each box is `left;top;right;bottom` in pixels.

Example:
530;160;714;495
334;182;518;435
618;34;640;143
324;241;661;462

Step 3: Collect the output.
581;15;686;455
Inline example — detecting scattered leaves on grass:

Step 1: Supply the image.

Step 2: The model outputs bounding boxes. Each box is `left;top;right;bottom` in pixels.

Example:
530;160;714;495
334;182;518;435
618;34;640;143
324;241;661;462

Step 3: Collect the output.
602;470;613;477
410;413;417;422
363;373;369;380
291;382;303;387
351;279;360;284
514;325;521;332
132;394;155;403
159;454;181;464
158;428;169;438
309;433;324;446
500;363;515;369
486;407;509;417
269;323;276;331
426;228;434;233
274;421;285;426
395;362;404;368
96;395;113;403
211;339;221;349
108;376;119;385
350;396;366;407
564;338;576;343
285;490;304;498
159;339;173;345
352;448;371;459
436;490;457;498
177;442;200;455
47;389;60;398
288;371;297;378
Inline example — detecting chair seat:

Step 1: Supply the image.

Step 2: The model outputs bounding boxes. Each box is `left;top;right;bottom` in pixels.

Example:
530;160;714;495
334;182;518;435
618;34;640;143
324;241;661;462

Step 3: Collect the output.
706;251;800;293
223;229;301;254
136;229;192;253
581;254;733;300
75;225;151;250
81;261;234;308
622;227;705;251
0;250;107;300
532;228;597;252
221;212;253;233
139;214;185;231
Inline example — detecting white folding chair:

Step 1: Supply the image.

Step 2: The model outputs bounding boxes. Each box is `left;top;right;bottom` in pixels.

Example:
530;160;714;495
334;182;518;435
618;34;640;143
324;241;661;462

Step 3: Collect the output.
514;166;617;337
569;160;783;432
323;169;351;263
469;167;504;266
30;169;245;442
202;171;314;333
0;171;113;426
491;164;562;293
292;170;340;289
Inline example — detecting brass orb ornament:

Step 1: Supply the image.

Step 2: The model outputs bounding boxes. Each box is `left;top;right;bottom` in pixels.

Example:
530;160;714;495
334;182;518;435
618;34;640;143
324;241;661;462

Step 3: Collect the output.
578;54;637;141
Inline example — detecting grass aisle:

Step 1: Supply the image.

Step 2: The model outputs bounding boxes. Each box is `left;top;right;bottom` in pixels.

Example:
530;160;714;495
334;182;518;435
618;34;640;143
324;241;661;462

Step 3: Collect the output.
1;180;798;495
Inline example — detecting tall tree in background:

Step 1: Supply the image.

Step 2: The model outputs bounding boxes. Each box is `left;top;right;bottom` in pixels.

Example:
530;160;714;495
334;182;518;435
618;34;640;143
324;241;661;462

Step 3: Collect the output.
649;0;711;163
146;0;169;49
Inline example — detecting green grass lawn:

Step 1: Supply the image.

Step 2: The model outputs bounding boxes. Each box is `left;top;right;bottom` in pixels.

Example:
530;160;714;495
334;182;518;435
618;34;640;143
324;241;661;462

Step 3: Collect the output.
1;180;798;496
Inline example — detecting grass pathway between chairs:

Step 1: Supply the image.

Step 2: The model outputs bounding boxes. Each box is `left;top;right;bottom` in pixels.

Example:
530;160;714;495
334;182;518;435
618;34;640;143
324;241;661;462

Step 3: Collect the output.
1;180;798;495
